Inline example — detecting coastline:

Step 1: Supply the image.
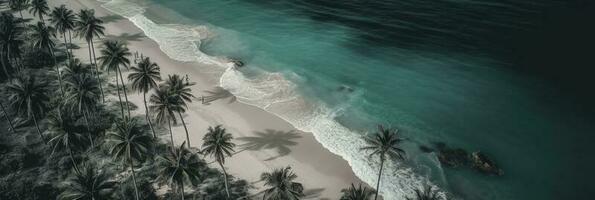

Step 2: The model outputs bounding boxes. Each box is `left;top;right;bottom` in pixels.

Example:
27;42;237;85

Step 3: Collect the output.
52;0;364;199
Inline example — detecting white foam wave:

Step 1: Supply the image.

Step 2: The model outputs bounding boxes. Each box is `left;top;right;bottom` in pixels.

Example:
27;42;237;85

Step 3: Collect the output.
99;0;447;199
220;65;446;200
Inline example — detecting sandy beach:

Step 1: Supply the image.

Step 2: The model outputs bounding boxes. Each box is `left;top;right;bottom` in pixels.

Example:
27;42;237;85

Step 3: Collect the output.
49;0;363;198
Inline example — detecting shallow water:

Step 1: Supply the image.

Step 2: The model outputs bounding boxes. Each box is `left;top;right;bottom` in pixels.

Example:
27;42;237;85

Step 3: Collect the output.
101;0;595;199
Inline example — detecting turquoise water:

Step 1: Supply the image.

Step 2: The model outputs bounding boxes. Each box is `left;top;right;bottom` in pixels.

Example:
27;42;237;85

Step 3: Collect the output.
102;0;594;199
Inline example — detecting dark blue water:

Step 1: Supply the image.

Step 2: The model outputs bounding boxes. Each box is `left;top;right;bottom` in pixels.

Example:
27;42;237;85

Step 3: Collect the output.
105;0;595;199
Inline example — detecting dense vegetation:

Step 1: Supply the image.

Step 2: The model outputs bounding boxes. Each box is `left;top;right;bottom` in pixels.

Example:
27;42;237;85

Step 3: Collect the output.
0;0;442;199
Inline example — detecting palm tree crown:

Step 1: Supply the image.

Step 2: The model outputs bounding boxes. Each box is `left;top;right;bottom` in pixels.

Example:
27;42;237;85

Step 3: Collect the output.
98;40;130;72
64;73;100;113
405;184;443;200
149;86;183;125
5;74;49;119
261;166;304;200
75;9;104;43
202;125;235;164
156;142;202;199
62;58;91;82
29;0;49;22
29;21;55;51
164;74;195;105
361;125;406;161
58;163;116;200
107;118;152;164
9;0;29;19
128;57;161;94
340;183;375;200
49;5;76;35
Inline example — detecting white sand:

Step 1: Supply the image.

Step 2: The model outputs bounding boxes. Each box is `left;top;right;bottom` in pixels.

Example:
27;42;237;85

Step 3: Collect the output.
49;0;364;198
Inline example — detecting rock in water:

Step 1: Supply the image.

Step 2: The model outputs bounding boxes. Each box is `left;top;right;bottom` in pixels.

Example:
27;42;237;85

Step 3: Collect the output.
471;151;503;176
438;148;470;167
230;59;244;68
419;145;434;153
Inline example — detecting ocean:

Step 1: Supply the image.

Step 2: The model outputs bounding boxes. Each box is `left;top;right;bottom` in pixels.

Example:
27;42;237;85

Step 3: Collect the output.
100;0;595;199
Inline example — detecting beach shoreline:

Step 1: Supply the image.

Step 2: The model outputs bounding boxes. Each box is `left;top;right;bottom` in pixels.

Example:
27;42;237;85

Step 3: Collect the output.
51;0;364;198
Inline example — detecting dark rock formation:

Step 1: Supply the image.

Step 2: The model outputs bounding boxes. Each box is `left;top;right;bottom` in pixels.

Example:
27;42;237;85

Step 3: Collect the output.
230;59;244;68
437;147;470;168
419;145;434;153
471;151;503;176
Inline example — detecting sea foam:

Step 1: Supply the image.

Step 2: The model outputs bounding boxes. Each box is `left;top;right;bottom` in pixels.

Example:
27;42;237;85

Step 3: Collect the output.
101;0;446;199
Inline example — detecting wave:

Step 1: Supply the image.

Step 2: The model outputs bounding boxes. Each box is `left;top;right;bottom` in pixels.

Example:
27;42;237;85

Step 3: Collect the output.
100;0;446;199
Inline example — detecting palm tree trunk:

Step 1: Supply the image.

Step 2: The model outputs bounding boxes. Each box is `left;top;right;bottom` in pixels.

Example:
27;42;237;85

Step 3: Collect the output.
177;111;190;148
68;144;81;174
180;181;185;200
167;118;174;148
144;93;156;138
82;109;94;147
374;158;385;200
31;113;46;145
0;102;15;134
62;32;71;60
87;41;94;74
89;40;105;102
67;30;73;56
117;66;131;117
49;47;65;96
128;149;140;200
1;51;10;79
218;161;231;198
115;73;125;118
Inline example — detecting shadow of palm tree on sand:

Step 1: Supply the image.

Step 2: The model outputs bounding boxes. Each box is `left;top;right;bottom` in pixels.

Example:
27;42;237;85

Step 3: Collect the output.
236;129;301;161
201;87;236;104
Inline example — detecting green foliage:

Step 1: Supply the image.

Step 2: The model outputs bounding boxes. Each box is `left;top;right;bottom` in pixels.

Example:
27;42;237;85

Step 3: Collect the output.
202;125;235;164
405;184;443;200
156;142;203;187
261;166;304;200
149;86;183;124
29;0;49;21
340;183;375;200
58;163;117;200
128;57;161;94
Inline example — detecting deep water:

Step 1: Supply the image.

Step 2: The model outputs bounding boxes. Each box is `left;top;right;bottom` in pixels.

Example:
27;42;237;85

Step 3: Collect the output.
104;0;595;199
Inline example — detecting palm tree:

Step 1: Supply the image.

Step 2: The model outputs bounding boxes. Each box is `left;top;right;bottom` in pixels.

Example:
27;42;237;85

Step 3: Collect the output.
30;21;64;95
47;107;87;174
361;125;406;200
62;58;91;82
0;101;16;134
260;166;304;200
28;0;48;23
107;118;152;200
202;125;235;198
49;5;76;60
6;74;49;144
98;40;131;118
64;73;101;147
149;86;183;148
156;142;202;200
128;57;160;138
0;12;25;77
340;183;375;200
8;0;29;20
164;74;195;148
58;163;116;200
405;184;442;200
75;9;105;102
